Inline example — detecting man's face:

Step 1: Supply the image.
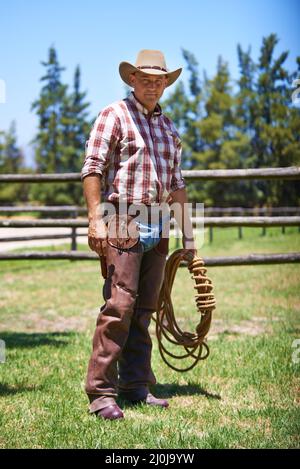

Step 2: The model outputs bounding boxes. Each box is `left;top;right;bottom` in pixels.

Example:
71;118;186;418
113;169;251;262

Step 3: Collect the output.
129;72;168;111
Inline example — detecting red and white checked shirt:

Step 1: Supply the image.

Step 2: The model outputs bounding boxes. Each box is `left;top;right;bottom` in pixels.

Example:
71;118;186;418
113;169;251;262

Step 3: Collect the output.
81;92;186;205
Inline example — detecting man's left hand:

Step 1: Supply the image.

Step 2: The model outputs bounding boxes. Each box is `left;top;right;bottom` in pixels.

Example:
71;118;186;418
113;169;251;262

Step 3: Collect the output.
181;237;197;261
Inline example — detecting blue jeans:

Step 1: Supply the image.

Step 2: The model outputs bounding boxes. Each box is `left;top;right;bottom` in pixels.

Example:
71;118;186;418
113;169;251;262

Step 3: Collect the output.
136;216;169;252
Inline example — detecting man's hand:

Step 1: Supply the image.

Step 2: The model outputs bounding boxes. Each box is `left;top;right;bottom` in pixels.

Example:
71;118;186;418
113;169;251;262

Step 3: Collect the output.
181;236;197;261
88;217;108;257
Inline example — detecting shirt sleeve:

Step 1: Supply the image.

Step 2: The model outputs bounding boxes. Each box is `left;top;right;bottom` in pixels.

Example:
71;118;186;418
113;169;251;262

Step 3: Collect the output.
81;107;121;181
170;131;186;193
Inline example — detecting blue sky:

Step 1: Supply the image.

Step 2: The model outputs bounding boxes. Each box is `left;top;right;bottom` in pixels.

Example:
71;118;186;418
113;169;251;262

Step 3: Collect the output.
0;0;299;166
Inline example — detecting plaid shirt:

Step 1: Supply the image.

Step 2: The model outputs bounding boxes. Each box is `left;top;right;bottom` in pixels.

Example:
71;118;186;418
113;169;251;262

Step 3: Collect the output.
81;92;186;205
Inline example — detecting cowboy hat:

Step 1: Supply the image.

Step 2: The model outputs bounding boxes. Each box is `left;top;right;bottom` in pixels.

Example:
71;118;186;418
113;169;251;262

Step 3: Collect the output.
119;50;182;88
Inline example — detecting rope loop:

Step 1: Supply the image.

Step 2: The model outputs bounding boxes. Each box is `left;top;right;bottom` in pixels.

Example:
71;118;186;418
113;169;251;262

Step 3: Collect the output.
153;249;216;372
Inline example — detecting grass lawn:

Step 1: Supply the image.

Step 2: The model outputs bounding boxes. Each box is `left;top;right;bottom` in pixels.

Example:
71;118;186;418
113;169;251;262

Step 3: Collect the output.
0;226;299;449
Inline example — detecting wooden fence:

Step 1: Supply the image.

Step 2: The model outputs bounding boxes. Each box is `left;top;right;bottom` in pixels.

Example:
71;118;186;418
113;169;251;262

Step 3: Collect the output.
0;166;299;265
0;205;299;245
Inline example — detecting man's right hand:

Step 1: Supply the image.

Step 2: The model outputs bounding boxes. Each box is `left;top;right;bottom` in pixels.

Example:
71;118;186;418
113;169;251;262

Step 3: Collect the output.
88;217;108;257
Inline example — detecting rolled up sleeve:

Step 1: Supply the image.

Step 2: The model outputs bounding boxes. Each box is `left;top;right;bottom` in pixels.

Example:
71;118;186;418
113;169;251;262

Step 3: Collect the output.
81;107;121;181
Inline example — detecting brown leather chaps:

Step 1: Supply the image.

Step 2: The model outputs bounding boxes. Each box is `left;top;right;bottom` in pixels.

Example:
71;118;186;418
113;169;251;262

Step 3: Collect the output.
85;224;168;414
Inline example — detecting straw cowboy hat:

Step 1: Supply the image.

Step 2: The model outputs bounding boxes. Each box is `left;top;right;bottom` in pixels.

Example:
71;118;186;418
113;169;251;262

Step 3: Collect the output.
119;50;182;88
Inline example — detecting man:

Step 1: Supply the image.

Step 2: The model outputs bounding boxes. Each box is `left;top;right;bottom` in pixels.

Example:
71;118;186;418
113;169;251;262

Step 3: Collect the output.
81;50;196;420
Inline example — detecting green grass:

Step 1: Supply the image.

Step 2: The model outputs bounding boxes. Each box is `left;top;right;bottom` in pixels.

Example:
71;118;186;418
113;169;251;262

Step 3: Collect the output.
0;227;299;448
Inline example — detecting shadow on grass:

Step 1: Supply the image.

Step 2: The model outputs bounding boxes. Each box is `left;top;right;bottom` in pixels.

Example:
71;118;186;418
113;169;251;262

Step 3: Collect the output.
152;383;221;400
119;383;221;408
0;331;74;349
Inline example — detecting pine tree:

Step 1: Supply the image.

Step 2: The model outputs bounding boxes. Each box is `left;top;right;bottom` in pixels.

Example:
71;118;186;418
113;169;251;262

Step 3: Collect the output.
196;57;252;206
235;44;263;205
61;65;92;204
30;47;92;205
30;46;68;204
238;34;300;205
163;39;300;207
162;50;205;203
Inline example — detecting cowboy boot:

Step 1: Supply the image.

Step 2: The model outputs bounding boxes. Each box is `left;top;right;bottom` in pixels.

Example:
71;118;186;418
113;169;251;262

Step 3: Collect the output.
89;395;124;420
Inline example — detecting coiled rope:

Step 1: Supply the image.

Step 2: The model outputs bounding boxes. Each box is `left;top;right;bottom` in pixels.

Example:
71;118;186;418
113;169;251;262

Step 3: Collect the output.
153;249;216;372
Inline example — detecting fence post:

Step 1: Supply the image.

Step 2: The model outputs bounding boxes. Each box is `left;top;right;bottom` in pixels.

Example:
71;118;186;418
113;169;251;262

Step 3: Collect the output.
209;226;213;244
71;209;78;251
282;208;286;234
175;223;180;249
71;227;77;251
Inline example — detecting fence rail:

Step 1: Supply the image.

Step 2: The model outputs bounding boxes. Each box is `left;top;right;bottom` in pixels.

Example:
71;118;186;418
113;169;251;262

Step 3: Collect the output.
0;205;85;214
0;166;299;182
0;205;299;215
1;216;299;228
182;167;300;180
0;233;73;243
0;250;299;266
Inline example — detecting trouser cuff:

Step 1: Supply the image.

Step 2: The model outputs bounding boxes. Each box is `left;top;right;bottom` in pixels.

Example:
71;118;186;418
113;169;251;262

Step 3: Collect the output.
118;386;149;401
87;394;118;414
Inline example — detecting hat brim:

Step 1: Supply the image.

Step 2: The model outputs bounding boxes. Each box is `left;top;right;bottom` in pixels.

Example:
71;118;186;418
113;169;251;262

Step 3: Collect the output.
119;62;182;88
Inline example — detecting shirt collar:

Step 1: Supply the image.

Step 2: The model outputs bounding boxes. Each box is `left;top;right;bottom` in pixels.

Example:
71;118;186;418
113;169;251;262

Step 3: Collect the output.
128;92;162;117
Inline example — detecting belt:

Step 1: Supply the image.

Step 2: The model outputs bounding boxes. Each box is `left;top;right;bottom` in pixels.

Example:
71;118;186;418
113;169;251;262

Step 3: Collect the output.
103;201;170;225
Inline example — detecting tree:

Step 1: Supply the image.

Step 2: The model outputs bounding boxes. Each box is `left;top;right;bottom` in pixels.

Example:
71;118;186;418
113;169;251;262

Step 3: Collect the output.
162;50;205;203
0;122;27;203
30;46;68;205
237;34;300;205
30;47;91;205
163;38;300;207
194;57;252;206
60;65;91;204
